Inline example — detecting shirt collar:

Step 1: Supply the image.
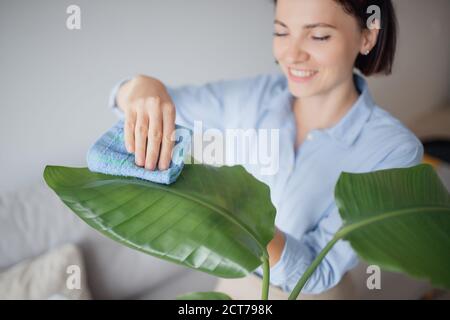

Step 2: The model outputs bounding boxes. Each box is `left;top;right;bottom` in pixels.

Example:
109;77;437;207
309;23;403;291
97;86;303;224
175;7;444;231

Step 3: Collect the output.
280;72;375;148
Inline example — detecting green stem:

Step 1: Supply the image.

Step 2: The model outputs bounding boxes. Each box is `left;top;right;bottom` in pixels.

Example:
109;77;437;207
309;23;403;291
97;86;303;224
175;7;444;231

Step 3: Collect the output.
288;235;340;300
261;255;270;300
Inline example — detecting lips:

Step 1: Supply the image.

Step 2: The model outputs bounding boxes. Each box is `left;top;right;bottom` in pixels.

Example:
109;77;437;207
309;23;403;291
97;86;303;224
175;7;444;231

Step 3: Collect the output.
288;67;318;83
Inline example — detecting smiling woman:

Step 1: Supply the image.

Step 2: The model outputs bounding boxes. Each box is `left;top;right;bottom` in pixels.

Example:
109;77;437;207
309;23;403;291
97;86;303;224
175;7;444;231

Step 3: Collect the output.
107;0;424;299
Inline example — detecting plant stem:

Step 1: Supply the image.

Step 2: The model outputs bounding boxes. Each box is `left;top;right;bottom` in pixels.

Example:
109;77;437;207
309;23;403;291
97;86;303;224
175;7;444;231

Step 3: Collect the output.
261;256;270;300
288;235;340;300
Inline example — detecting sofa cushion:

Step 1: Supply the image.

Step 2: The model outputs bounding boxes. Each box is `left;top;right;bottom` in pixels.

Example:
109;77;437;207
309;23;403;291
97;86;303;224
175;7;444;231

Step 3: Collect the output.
0;243;91;299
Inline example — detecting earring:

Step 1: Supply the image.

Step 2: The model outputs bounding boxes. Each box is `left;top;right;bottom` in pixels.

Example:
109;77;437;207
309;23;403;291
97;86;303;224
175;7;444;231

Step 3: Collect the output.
364;50;370;56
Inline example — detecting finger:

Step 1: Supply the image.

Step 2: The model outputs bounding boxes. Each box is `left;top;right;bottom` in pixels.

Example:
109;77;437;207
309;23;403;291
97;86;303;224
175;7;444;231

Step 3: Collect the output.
134;100;149;167
158;103;176;170
124;106;136;153
145;97;163;171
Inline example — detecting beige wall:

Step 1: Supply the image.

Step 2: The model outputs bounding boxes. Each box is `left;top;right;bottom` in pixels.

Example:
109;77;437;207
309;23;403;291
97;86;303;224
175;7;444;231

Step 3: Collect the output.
368;0;450;124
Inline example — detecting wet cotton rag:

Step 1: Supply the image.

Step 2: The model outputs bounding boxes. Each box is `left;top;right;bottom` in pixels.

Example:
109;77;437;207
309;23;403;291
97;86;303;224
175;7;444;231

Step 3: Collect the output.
86;120;192;185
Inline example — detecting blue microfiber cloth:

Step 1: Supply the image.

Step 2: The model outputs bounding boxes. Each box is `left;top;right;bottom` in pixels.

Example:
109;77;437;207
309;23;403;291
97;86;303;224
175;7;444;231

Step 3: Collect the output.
86;120;192;185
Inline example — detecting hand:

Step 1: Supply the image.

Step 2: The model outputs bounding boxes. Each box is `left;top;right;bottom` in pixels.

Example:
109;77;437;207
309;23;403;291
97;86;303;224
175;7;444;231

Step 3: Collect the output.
117;75;176;171
267;228;286;267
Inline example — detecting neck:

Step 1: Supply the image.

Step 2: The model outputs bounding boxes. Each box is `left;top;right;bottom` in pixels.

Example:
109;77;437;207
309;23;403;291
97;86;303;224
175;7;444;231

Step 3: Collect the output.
292;76;360;133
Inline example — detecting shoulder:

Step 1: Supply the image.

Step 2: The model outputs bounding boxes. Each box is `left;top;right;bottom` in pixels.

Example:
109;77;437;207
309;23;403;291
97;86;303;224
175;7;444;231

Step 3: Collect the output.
212;72;287;97
166;72;285;103
361;105;424;169
365;105;421;147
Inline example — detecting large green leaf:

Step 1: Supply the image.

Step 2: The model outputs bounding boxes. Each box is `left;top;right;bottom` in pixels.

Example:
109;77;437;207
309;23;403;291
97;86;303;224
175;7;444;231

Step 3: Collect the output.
43;164;276;278
335;164;450;289
289;164;450;299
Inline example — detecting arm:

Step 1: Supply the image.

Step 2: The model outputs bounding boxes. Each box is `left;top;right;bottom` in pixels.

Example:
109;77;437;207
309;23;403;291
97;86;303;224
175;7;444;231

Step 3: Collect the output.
107;73;283;170
109;73;285;131
267;228;285;267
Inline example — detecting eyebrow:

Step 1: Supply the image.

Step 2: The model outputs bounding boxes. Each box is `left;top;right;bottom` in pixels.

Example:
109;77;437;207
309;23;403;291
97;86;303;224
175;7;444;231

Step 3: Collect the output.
274;19;337;29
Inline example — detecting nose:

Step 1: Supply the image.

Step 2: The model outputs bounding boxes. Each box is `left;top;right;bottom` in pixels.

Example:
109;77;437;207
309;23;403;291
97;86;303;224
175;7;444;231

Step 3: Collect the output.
284;39;310;65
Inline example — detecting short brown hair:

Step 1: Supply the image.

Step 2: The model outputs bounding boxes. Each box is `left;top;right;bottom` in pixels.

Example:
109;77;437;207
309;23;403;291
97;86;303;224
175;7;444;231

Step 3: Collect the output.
273;0;398;76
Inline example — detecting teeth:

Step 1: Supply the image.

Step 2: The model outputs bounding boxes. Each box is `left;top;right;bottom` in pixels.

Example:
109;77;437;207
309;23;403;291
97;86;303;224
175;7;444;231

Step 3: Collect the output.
290;69;317;77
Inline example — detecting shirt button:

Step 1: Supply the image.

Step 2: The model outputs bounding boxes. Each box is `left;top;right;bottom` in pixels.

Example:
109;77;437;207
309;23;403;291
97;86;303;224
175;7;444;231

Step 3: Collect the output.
306;133;314;141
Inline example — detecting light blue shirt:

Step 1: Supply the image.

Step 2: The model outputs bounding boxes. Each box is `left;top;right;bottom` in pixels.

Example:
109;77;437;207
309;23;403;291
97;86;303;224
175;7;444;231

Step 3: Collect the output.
109;72;424;294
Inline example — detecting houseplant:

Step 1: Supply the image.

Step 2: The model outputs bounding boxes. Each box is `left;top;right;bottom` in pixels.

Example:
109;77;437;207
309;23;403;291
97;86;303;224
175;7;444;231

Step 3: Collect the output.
43;163;450;300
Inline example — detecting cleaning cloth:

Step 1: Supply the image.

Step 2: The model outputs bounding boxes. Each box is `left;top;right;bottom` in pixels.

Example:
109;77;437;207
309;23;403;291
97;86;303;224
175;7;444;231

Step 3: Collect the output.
86;120;191;185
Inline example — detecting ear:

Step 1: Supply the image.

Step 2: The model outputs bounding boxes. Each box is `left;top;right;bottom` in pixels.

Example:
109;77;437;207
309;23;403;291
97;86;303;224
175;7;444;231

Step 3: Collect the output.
360;19;380;55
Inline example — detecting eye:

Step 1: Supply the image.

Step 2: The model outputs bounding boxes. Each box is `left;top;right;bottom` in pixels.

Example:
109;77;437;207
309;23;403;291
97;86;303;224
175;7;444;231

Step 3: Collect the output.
273;32;288;37
312;35;331;41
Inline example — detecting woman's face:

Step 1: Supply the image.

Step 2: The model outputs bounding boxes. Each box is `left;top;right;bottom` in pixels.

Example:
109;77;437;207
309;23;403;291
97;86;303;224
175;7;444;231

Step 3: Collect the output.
273;0;369;99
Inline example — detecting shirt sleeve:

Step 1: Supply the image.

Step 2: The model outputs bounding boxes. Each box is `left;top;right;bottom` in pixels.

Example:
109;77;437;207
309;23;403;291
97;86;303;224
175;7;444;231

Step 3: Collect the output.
108;73;284;130
268;205;359;294
267;137;424;294
165;74;280;131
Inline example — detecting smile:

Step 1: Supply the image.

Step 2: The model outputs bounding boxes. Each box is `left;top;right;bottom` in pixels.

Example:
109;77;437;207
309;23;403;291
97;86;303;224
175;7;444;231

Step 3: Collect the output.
288;68;318;83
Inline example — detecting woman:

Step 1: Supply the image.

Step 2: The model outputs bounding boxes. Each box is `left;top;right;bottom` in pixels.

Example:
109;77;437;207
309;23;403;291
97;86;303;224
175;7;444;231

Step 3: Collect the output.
109;0;423;299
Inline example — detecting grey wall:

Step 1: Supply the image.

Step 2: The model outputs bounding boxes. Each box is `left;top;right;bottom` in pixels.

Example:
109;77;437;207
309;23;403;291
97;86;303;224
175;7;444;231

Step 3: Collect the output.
369;0;450;121
0;0;449;193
